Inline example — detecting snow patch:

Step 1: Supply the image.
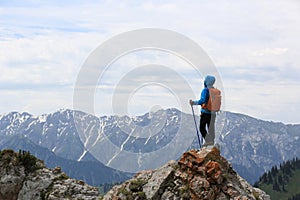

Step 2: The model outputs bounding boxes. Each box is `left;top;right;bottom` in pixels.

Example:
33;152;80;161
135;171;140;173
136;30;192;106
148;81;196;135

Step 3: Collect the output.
144;130;152;145
78;150;87;161
26;120;36;130
107;128;134;166
38;115;47;123
256;136;262;142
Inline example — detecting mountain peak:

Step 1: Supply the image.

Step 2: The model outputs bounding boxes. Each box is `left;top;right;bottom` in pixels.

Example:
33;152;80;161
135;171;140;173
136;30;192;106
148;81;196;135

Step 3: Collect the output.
2;111;32;121
104;147;270;200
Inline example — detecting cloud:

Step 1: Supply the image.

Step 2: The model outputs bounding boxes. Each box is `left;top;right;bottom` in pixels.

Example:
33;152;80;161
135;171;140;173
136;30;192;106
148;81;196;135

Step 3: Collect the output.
0;0;300;123
0;88;73;116
252;48;288;57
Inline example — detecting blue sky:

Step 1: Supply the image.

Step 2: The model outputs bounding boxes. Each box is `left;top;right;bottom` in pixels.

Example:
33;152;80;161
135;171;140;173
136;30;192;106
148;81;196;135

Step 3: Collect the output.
0;0;299;124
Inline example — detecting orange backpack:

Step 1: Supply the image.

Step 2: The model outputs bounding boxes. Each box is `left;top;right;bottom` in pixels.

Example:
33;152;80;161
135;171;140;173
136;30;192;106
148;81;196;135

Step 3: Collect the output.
202;88;221;112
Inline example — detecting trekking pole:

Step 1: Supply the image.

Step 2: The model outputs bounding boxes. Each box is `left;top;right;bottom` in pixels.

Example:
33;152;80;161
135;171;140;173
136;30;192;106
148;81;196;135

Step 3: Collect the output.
191;104;202;149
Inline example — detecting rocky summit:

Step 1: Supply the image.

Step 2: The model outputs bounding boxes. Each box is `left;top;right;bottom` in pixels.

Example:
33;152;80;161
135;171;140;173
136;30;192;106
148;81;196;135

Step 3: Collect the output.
104;147;270;200
0;149;101;200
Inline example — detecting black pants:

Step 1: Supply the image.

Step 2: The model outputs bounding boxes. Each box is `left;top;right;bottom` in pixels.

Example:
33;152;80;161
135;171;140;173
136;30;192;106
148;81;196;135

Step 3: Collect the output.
199;112;216;144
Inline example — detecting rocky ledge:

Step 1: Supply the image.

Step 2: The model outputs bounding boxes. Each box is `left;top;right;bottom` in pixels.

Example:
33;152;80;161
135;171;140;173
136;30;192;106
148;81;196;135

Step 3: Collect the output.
0;149;101;200
103;147;270;200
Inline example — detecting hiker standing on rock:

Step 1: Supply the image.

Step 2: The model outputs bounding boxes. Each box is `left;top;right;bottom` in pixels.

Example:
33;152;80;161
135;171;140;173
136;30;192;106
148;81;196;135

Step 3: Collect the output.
190;75;221;147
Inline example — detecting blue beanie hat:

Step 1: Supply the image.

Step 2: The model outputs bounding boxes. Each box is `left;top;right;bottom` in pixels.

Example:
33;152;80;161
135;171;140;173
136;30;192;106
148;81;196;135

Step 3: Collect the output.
204;75;216;88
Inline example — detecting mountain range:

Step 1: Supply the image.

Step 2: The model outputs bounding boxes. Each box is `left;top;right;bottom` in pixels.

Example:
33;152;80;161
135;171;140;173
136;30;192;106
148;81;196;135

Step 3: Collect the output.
0;108;299;185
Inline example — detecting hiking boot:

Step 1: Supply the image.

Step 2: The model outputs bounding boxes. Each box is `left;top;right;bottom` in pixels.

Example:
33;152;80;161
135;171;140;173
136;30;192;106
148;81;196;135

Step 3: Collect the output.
202;141;214;148
215;143;221;151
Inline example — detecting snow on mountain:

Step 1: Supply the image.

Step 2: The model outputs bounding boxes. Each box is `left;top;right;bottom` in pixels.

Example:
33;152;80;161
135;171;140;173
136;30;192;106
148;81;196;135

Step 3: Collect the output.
0;108;299;185
214;112;300;184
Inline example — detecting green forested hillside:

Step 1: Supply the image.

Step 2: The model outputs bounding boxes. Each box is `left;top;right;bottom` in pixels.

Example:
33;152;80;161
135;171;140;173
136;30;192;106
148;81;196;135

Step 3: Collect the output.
254;158;300;200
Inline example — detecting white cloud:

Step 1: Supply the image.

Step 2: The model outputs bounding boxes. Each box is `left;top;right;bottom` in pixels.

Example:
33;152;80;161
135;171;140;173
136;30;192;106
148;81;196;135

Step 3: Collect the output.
252;48;288;57
0;0;299;123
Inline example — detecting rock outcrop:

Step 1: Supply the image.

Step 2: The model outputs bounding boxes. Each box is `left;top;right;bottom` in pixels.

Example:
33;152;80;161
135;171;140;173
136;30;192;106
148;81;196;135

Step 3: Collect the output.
0;147;271;200
103;147;270;200
0;149;101;200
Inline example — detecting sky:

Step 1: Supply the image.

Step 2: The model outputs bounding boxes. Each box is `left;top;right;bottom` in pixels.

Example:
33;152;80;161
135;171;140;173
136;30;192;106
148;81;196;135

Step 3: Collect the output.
0;0;300;124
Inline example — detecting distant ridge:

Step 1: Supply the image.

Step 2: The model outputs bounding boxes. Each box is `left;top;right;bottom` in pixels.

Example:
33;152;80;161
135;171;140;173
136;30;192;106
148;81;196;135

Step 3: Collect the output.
1;134;131;186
